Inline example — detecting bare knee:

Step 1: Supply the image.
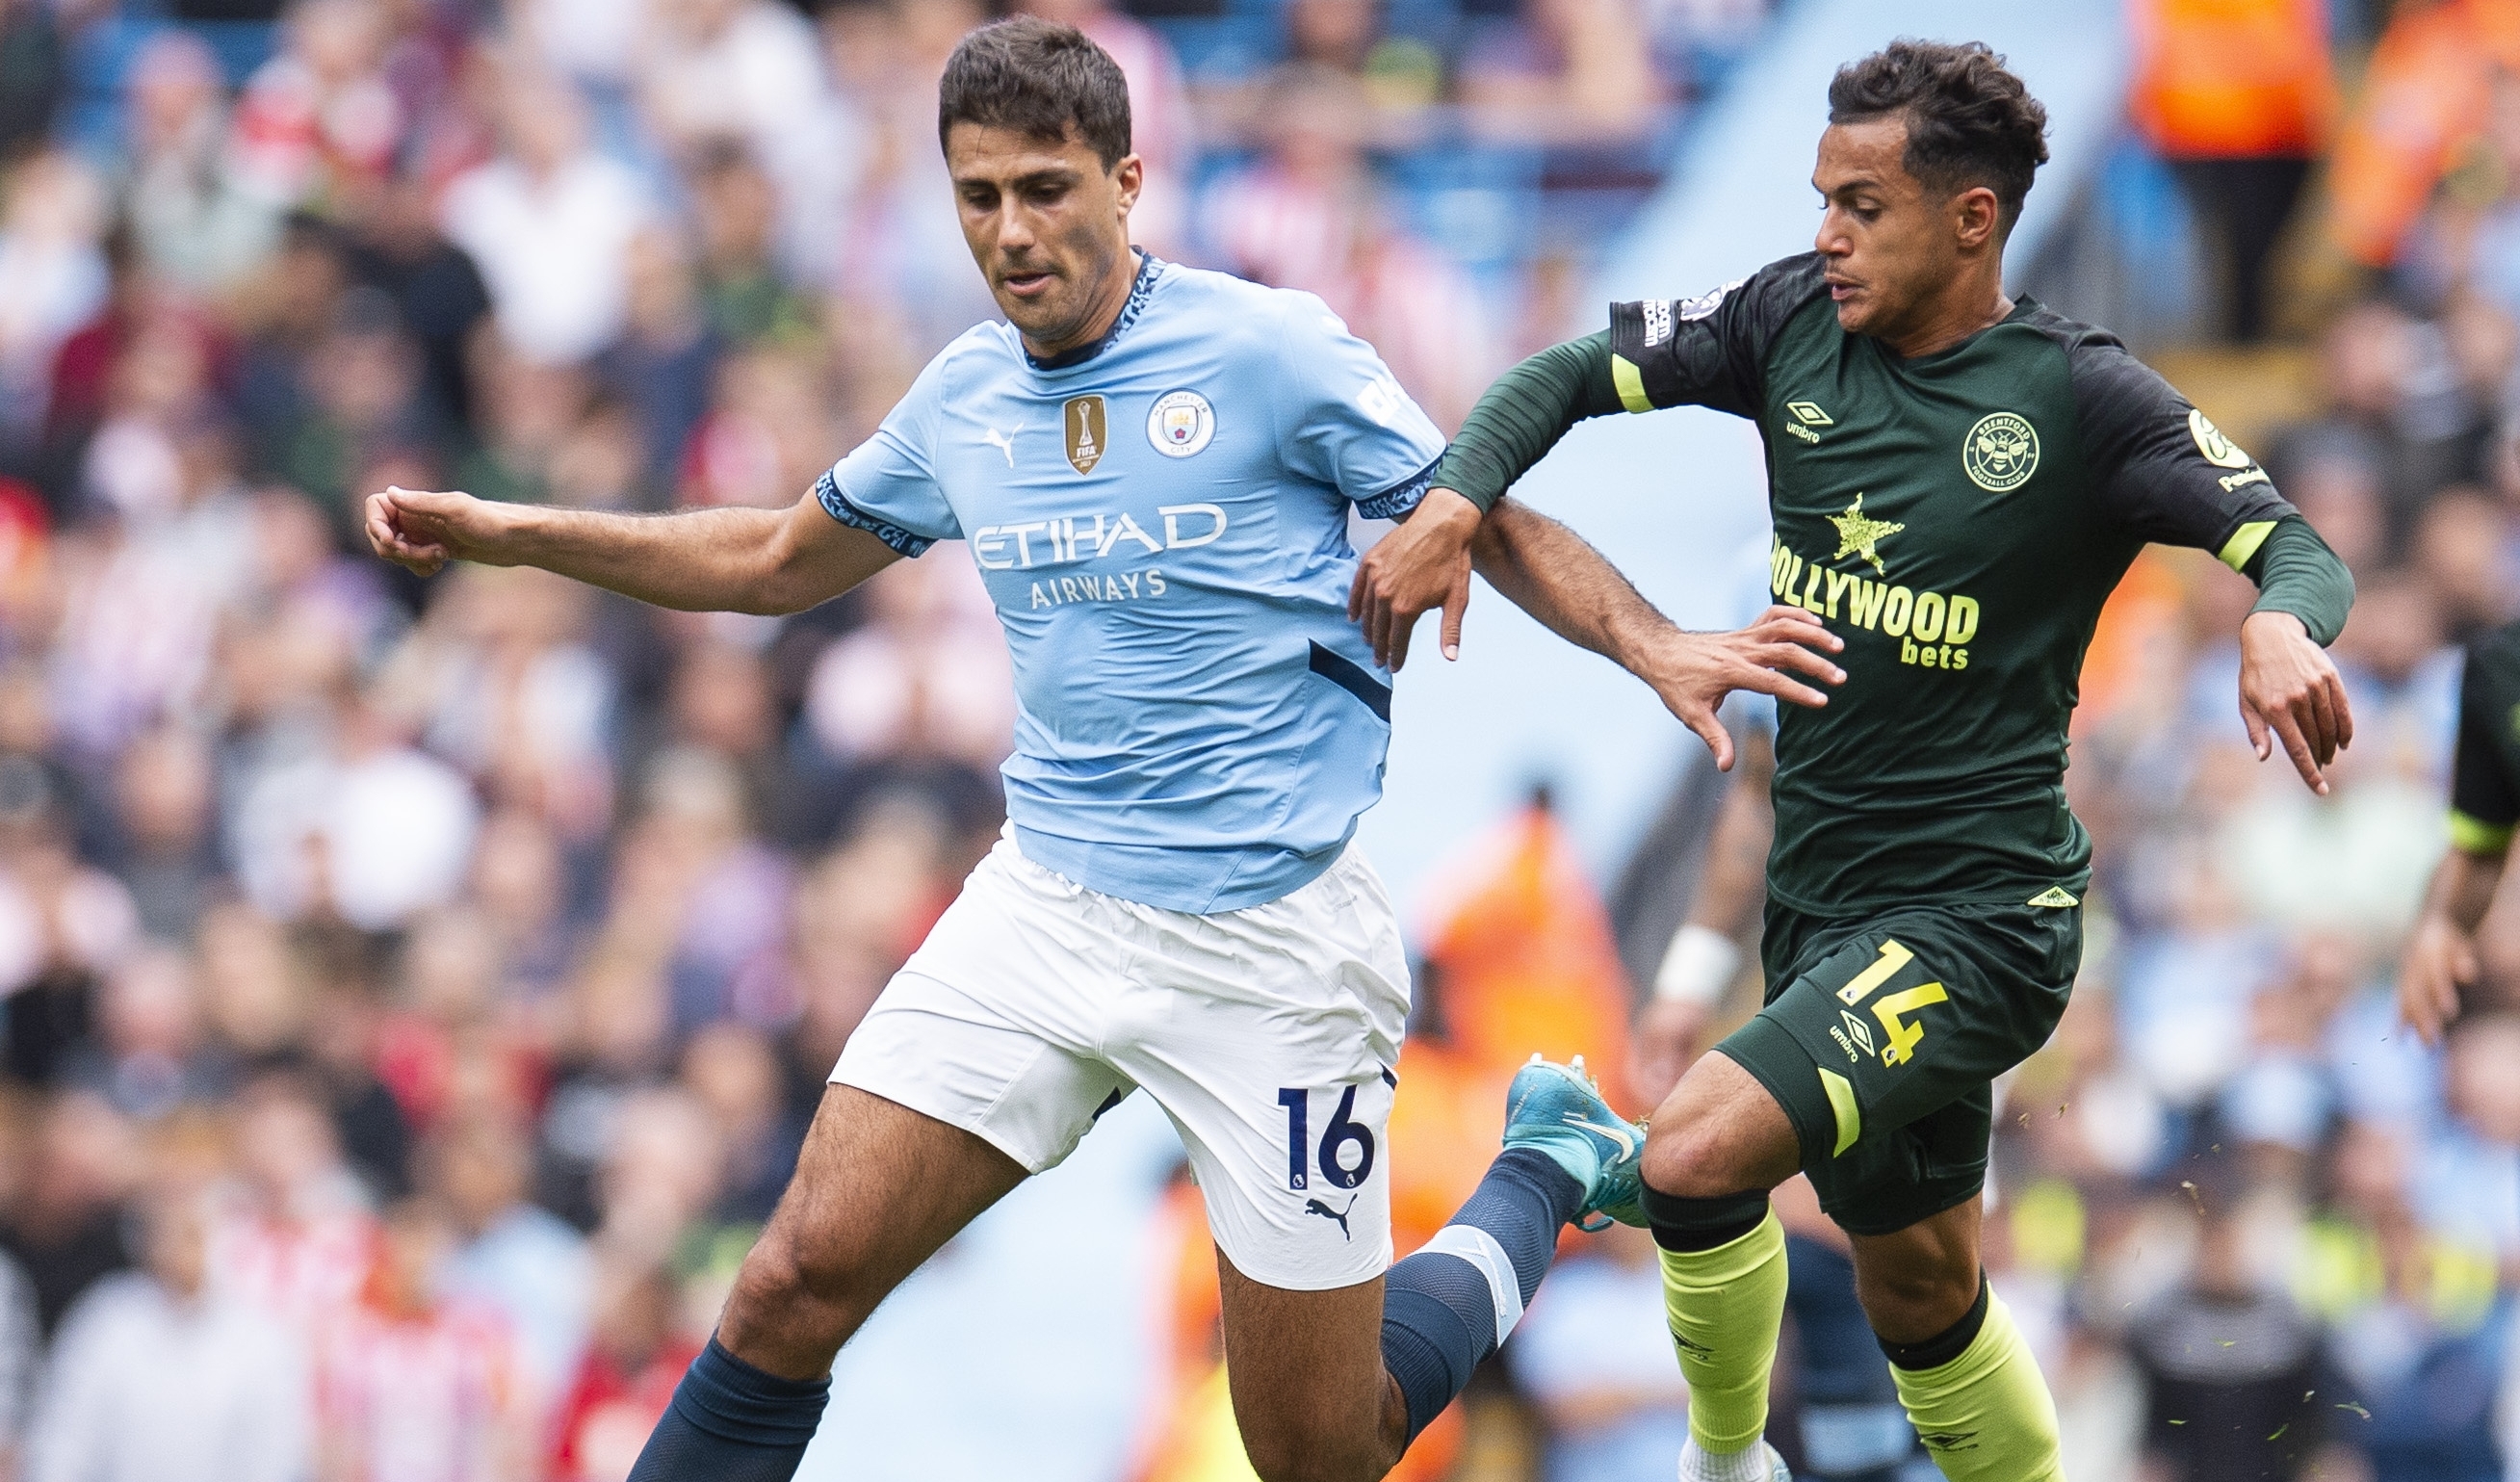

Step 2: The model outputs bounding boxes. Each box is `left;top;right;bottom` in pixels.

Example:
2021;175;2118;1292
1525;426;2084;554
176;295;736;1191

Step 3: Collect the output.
1239;1423;1383;1482
1641;1117;1756;1198
717;1222;884;1373
1853;1242;1981;1344
1639;1053;1801;1200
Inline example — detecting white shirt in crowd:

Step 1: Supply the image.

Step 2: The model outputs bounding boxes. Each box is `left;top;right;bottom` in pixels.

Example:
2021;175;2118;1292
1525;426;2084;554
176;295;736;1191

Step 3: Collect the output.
440;150;655;366
28;1273;309;1482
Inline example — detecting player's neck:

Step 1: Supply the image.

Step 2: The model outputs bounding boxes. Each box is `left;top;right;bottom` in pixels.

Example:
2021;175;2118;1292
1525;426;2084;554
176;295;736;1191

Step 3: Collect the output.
1878;267;2012;360
1021;242;1144;361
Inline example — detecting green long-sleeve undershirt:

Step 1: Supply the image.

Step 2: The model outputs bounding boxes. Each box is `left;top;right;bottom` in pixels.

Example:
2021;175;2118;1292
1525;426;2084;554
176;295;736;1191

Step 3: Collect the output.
1432;332;2354;647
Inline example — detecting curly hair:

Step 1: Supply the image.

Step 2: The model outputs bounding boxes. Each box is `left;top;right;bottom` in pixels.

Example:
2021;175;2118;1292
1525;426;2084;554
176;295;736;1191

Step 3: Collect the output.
1827;40;2050;232
937;17;1133;170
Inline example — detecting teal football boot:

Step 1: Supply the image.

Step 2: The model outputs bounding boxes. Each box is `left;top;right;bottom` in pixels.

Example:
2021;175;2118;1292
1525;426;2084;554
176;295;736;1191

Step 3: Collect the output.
1501;1053;1649;1231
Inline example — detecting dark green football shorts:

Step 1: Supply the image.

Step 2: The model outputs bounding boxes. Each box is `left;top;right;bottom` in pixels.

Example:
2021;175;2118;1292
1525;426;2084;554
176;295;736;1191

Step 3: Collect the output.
1712;893;2081;1237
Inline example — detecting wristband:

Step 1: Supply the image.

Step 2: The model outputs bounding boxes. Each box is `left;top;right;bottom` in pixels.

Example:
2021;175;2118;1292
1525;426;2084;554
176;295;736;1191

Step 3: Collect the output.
1653;923;1741;1006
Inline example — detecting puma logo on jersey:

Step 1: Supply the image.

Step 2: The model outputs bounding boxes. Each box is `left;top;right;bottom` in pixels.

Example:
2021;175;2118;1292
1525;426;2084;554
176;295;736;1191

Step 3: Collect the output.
1303;1194;1356;1240
981;426;1018;467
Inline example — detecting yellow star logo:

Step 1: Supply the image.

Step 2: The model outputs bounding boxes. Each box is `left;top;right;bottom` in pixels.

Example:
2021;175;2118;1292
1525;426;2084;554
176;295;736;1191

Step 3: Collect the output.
1829;493;1903;577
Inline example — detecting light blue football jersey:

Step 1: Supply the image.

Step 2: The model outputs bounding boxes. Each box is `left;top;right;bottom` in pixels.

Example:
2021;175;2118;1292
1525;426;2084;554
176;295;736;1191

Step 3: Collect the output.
816;254;1446;913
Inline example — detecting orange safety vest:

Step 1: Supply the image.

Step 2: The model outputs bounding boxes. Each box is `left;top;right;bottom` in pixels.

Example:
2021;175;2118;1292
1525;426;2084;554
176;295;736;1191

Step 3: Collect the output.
2328;0;2520;266
2130;0;2338;158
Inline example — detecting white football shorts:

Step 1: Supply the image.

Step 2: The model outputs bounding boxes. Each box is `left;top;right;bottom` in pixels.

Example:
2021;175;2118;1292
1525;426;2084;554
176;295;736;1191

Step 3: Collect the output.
832;830;1410;1289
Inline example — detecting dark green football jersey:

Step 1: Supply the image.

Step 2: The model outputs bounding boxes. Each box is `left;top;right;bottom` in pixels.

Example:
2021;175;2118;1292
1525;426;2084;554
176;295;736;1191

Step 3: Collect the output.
2449;619;2520;856
1609;253;2297;913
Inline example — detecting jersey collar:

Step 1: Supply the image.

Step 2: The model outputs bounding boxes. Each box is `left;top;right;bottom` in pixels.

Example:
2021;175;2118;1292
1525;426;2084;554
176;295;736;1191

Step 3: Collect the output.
1023;249;1164;373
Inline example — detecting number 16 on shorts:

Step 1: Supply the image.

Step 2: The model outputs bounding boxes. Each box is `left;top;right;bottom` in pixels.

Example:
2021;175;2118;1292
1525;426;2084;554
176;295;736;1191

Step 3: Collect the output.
1277;1085;1379;1191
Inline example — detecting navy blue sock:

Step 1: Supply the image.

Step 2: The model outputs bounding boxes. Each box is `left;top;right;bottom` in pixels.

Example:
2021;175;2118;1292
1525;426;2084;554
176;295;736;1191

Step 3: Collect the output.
626;1337;832;1482
1379;1147;1582;1444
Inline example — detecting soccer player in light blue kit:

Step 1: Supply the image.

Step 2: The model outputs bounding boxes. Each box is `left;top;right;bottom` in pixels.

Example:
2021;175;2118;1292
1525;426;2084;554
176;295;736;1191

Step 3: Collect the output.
366;19;1842;1481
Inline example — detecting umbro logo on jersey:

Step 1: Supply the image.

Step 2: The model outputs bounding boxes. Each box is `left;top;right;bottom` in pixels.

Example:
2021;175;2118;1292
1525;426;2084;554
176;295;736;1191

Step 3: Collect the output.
1787;401;1833;427
981;425;1018;467
1837;1010;1877;1060
1303;1194;1357;1240
2027;886;2080;908
1064;395;1107;475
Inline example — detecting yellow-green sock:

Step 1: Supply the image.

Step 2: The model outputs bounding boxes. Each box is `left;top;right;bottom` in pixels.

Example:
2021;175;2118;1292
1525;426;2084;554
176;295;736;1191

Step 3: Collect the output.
1889;1286;2064;1482
1658;1208;1788;1455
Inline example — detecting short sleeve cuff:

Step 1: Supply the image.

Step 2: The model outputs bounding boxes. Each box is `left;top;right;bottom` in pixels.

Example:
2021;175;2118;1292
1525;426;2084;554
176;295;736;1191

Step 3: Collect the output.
815;469;936;559
1355;455;1442;522
2450;809;2515;856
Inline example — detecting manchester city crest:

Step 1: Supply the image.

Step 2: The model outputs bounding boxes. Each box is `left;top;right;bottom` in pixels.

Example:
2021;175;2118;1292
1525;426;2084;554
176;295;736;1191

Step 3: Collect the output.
1147;389;1215;458
1961;411;2039;493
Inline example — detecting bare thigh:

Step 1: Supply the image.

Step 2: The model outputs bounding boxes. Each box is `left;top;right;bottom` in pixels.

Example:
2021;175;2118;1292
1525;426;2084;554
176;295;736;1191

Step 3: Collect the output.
1214;1249;1409;1482
716;1083;1029;1379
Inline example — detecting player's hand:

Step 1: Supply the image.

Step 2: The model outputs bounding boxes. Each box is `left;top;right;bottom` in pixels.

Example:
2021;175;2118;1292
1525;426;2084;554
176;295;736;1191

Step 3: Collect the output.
1629;999;1711;1105
365;486;516;577
2238;610;2352;795
2400;912;2479;1046
1631;606;1844;770
1349;488;1480;670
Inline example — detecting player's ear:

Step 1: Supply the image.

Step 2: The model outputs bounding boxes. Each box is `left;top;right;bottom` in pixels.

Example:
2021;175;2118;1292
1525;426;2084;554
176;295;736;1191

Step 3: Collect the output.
1111;152;1144;219
1954;185;2001;252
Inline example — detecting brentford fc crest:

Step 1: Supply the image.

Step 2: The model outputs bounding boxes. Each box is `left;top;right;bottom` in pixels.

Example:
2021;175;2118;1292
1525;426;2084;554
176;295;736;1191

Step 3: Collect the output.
1147;389;1215;458
1064;395;1107;475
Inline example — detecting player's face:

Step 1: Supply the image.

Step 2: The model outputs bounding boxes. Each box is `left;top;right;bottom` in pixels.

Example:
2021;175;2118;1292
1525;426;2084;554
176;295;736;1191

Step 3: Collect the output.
1810;117;1975;341
948;120;1144;355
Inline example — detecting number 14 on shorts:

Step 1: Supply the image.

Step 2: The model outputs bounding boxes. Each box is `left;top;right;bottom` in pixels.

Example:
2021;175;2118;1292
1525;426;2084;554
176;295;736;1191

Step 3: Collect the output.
1277;1085;1379;1191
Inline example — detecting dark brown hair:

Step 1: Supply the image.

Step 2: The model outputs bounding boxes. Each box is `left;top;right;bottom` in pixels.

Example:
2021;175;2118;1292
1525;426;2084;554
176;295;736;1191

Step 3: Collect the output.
1827;39;2049;232
937;17;1132;169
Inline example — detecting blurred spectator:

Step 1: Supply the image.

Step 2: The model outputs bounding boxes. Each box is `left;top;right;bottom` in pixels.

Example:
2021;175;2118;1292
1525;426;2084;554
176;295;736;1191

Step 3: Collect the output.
596;230;718;489
684;142;815;348
116;30;281;294
0;0;64;159
63;945;225;1122
636;0;859;283
228;0;407;210
28;1157;308;1482
1458;0;1673;148
211;1069;379;1338
311;1198;524;1482
546;1254;698;1482
342;172;492;431
100;724;221;942
2;1092;132;1339
2126;1172;2334;1480
0;152;109;453
1505;1221;1689;1481
2127;0;2334;341
678;1021;799;1224
427;1112;592;1416
438;70;654;366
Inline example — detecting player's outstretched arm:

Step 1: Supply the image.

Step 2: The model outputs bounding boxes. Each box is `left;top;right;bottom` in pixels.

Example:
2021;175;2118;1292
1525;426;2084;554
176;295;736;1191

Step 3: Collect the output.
364;484;901;615
1349;333;1625;669
1470;497;1843;770
2402;848;2505;1045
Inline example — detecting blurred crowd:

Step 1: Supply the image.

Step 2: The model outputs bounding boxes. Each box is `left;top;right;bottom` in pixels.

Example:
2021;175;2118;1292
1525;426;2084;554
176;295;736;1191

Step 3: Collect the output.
22;1;2520;1481
0;0;1772;1479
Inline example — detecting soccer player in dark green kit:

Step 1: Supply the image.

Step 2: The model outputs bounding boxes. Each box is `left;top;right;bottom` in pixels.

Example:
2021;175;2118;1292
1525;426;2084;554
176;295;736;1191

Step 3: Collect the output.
1353;40;2357;1482
2399;617;2520;1044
